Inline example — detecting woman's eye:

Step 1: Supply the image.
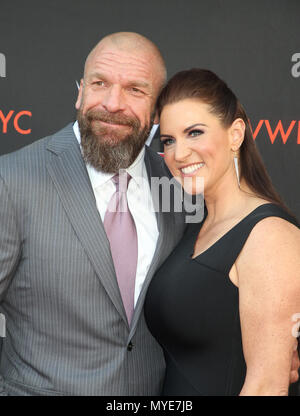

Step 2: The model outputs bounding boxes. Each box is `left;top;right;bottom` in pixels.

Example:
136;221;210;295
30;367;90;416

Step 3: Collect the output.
161;138;175;146
189;129;204;137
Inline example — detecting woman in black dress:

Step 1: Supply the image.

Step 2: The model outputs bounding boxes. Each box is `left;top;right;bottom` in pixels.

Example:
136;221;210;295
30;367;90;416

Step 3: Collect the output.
144;69;300;396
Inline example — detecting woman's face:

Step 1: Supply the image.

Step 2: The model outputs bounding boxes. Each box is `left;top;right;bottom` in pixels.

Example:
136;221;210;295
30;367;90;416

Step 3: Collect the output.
160;98;237;195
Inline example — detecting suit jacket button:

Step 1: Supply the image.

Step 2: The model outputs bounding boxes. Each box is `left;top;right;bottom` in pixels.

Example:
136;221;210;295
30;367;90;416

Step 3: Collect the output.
127;341;134;351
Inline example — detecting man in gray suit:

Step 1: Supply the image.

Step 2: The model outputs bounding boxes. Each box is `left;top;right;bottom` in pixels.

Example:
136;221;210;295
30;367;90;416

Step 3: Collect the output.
0;32;186;395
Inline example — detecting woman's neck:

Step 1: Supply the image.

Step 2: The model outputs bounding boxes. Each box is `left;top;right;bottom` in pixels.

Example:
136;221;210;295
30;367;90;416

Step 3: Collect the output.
204;177;257;225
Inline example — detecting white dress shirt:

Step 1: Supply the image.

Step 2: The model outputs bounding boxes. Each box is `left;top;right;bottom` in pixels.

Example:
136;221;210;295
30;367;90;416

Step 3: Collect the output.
73;121;159;306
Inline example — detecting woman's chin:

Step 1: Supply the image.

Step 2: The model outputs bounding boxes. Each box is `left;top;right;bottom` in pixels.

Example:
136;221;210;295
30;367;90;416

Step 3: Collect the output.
181;177;204;196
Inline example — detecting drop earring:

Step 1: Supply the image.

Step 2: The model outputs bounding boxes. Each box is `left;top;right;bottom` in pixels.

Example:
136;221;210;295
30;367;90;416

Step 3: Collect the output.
233;151;240;187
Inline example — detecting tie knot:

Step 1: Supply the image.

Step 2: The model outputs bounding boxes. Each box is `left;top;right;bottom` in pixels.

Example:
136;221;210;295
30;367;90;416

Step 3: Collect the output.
112;171;131;193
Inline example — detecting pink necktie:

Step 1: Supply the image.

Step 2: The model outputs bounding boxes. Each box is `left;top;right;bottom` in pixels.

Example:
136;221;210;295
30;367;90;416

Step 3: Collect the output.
103;171;138;324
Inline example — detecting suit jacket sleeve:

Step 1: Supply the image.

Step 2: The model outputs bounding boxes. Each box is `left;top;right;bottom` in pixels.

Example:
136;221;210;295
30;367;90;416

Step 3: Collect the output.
0;175;21;301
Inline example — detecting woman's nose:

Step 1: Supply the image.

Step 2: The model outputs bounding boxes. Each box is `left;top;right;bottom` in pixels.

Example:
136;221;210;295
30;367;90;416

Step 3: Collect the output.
174;141;192;162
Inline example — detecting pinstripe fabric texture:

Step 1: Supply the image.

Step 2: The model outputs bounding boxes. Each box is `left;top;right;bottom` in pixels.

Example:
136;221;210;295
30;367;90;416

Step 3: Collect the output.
0;124;187;396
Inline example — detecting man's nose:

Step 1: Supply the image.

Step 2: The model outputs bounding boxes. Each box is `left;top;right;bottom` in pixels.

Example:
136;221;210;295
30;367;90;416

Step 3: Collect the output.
101;85;125;113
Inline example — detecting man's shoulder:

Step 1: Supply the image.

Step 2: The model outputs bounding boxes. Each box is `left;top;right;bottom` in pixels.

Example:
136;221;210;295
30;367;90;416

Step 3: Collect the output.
0;123;75;173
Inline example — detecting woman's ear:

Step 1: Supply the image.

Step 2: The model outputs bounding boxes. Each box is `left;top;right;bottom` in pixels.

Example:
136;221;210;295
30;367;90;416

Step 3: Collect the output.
229;118;245;151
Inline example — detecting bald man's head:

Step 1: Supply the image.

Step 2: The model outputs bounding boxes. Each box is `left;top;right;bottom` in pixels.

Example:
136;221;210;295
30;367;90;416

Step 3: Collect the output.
75;32;166;173
84;32;167;94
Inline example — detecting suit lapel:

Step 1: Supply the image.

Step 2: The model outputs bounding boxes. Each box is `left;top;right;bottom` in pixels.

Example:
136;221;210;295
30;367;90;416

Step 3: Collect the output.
46;124;128;324
149;126;163;153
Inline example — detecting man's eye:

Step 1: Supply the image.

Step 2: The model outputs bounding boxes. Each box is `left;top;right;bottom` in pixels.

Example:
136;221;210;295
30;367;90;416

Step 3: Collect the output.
130;87;144;95
94;81;105;86
189;129;204;137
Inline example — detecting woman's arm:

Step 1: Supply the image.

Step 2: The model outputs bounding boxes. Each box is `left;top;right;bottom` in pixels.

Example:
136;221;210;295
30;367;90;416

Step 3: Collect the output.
235;216;300;396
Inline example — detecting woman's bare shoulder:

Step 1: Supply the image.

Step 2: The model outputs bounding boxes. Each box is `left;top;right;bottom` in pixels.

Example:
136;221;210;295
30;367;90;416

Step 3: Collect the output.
236;214;300;287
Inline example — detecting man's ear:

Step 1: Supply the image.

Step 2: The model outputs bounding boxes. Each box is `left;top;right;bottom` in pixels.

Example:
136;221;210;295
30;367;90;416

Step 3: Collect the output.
153;110;159;125
75;79;84;110
229;118;245;150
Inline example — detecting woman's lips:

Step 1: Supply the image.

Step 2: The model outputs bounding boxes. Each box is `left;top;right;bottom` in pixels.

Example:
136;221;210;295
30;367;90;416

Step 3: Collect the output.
179;162;205;176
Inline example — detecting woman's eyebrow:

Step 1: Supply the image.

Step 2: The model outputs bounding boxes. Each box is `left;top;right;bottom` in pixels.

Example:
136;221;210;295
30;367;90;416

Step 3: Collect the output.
183;123;207;133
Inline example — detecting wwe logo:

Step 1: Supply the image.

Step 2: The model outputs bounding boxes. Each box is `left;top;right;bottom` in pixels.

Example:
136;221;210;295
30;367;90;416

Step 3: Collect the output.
0;53;6;78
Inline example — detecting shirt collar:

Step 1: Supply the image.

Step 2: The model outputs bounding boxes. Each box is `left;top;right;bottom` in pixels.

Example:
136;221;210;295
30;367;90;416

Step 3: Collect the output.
73;120;145;190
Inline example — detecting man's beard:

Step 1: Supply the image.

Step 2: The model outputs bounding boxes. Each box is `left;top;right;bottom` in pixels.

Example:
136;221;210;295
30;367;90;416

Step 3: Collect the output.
77;108;153;173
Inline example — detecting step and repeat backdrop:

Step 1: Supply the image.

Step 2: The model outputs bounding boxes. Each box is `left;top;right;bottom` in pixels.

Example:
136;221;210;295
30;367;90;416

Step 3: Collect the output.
1;0;300;218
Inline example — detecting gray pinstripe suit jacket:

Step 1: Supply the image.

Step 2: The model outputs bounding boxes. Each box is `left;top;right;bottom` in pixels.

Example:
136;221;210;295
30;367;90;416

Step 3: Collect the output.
0;123;187;396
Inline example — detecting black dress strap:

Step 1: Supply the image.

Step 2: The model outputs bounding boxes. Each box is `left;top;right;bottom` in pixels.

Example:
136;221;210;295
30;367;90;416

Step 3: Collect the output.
194;203;299;276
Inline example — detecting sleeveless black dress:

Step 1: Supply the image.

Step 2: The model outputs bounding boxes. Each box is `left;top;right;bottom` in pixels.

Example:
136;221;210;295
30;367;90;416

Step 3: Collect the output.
144;203;299;396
